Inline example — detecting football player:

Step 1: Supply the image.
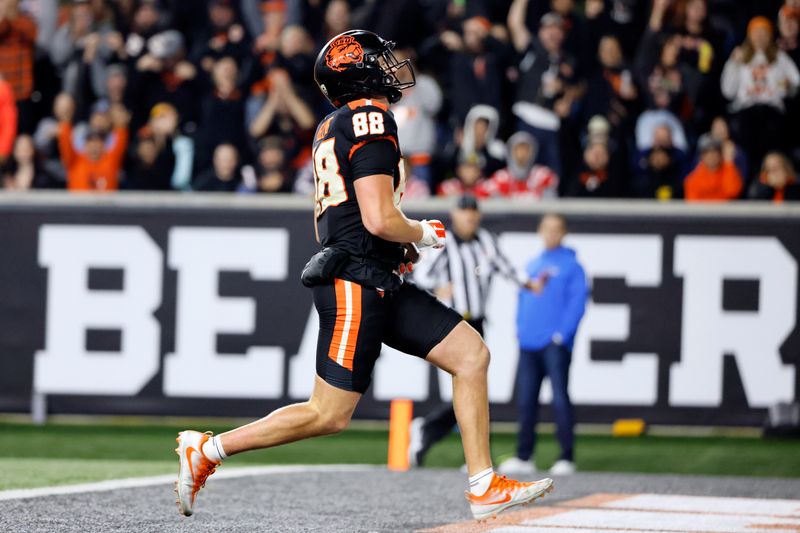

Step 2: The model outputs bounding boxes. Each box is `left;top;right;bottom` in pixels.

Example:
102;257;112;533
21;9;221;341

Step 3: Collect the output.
174;29;554;521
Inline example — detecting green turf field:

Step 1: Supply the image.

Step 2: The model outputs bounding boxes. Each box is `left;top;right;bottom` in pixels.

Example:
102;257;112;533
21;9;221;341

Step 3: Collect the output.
1;421;798;490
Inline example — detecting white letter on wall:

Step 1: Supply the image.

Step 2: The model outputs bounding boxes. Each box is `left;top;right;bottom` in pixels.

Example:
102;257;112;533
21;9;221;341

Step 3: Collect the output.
568;235;661;405
487;233;661;406
671;236;796;407
164;228;288;398
35;225;162;395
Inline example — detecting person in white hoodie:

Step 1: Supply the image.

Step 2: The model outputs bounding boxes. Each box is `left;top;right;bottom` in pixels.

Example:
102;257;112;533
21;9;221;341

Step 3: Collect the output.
721;16;800;179
458;104;506;178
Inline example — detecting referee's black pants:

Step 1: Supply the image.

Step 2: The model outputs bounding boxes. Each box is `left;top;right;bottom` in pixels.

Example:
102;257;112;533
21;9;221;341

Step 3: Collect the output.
416;318;483;465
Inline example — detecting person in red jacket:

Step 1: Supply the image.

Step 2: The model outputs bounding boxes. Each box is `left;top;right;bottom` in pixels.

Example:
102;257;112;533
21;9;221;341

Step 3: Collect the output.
55;93;130;192
484;132;559;199
684;133;743;201
437;154;491;198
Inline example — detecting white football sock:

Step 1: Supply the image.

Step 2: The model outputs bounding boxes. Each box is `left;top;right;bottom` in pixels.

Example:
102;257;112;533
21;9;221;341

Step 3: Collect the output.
468;467;494;496
202;435;227;463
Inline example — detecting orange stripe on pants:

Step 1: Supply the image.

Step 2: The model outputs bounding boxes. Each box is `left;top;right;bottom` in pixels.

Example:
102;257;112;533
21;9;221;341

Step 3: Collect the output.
328;279;361;371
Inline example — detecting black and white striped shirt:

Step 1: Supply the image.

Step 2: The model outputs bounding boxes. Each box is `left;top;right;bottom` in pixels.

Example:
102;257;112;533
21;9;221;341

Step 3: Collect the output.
413;228;527;321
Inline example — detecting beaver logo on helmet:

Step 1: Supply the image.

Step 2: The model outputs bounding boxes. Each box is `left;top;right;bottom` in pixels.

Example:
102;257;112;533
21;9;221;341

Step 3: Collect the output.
325;35;364;72
314;30;416;108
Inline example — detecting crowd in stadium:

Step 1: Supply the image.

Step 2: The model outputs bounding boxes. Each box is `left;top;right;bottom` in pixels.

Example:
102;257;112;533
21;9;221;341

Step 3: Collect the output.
1;0;800;201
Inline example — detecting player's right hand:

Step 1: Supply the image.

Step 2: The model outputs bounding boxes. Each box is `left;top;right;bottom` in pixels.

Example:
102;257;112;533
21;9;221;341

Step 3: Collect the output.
416;220;446;250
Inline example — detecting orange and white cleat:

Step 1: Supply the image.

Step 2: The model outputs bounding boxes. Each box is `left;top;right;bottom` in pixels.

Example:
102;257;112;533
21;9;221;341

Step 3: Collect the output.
465;473;554;521
174;430;220;516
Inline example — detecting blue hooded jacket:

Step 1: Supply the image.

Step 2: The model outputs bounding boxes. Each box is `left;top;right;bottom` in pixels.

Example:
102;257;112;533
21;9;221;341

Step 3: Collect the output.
517;245;588;351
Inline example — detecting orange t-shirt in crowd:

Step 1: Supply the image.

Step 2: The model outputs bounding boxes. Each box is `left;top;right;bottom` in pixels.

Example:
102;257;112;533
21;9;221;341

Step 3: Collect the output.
684;161;743;201
0;79;16;159
58;123;129;191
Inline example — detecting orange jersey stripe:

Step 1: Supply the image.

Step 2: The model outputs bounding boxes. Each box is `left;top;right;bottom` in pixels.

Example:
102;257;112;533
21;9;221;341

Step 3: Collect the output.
327;279;362;371
348;135;398;160
341;282;361;371
328;278;348;364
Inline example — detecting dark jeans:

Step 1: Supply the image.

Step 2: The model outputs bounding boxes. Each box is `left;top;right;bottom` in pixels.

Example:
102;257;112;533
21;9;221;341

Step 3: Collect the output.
516;343;574;462
415;319;483;464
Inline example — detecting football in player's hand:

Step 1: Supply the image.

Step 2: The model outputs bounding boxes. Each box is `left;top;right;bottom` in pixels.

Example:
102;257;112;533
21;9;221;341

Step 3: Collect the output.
403;243;421;264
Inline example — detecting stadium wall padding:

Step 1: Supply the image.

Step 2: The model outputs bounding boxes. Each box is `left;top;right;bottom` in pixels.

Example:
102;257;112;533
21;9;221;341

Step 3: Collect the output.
0;194;798;426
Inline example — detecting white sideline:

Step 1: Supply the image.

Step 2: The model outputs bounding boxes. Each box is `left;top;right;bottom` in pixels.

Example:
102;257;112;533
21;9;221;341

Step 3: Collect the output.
0;464;379;501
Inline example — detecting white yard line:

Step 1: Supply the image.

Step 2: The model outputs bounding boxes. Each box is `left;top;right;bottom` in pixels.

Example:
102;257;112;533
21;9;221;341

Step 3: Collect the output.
0;464;380;501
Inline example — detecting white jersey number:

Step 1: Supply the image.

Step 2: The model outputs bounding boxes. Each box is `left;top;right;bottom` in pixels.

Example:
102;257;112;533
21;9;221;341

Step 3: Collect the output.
313;138;347;215
352;112;385;137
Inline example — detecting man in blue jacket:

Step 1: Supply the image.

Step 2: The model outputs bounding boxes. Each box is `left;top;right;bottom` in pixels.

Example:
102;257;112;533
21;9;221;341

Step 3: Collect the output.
499;213;588;477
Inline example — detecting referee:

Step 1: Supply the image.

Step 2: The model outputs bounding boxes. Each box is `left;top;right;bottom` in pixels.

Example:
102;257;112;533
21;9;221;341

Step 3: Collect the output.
410;194;530;466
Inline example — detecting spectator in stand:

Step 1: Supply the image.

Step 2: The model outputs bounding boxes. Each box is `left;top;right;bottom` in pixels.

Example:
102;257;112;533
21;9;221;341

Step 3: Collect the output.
50;0;120;99
568;137;625;197
748;151;800;201
721;16;800;178
71;101;116;152
499;213;588;477
99;63;129;109
239;136;294;193
124;103;193;190
55;93;130;191
248;68;316;170
584;0;649;59
777;5;800;160
248;24;317;117
508;5;583;178
121;0;165;67
246;0;287;71
550;0;589;65
650;0;725;127
438;154;491;198
274;25;317;101
684;133;744;201
193;143;242;191
0;0;36;133
634;31;691;153
22;0;56;53
442;15;510;125
582;35;639;141
458;105;506;179
393;51;442;193
485;132;559;200
778;4;800;65
191;0;251;74
197;56;248;170
632;123;689;199
708;115;748;179
319;0;350;48
2;134;59;189
129;30;200;131
0;75;16;164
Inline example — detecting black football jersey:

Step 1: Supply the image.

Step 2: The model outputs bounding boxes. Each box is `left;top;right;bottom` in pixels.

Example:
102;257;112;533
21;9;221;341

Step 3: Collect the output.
312;98;406;268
